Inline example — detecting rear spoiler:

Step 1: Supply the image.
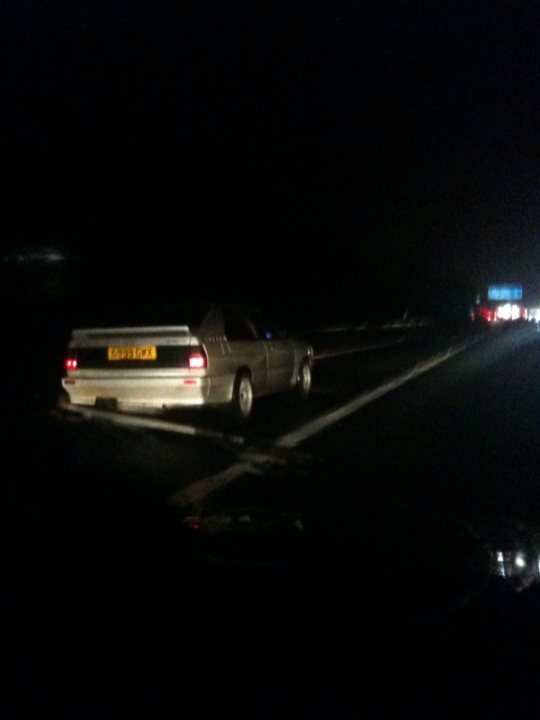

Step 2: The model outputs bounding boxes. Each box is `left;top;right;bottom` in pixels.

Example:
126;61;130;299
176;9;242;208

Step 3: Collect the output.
72;326;191;337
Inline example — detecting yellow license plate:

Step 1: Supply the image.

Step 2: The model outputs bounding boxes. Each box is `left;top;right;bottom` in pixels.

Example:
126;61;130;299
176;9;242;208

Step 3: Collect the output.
107;346;157;361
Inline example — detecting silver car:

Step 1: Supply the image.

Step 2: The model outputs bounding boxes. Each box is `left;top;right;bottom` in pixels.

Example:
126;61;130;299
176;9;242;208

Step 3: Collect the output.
61;303;313;418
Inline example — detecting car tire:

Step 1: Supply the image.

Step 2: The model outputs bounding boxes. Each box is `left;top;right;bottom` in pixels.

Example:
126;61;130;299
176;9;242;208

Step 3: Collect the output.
296;359;312;400
232;371;254;420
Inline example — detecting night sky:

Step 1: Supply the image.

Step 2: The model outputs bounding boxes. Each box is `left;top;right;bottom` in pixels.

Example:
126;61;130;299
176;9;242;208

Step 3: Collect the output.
2;1;540;321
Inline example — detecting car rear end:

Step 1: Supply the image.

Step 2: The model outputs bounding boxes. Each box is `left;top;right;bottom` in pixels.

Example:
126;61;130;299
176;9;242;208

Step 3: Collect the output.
61;303;225;410
62;325;214;409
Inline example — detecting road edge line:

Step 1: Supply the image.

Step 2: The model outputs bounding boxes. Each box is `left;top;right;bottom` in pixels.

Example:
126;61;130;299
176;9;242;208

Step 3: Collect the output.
54;397;245;446
168;339;478;507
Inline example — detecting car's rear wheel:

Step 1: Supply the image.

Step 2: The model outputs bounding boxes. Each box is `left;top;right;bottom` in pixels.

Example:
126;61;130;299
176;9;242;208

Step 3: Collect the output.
232;371;254;420
296;360;312;400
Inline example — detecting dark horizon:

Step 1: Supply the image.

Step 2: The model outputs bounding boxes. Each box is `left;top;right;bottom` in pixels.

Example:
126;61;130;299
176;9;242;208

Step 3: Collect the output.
2;1;539;310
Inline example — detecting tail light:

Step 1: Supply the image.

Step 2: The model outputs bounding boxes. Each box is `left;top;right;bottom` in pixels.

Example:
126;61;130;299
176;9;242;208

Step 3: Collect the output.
65;357;78;371
188;348;207;369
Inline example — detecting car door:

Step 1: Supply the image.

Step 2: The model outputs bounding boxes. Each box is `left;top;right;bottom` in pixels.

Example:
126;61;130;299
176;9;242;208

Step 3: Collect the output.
266;333;295;391
248;310;295;392
222;307;269;395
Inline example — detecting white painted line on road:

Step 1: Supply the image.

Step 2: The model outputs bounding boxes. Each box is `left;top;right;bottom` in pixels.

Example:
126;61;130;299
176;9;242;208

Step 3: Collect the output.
314;336;406;360
168;447;313;507
169;462;253;507
169;341;474;508
312;323;369;333
276;344;468;448
55;397;245;446
382;320;432;329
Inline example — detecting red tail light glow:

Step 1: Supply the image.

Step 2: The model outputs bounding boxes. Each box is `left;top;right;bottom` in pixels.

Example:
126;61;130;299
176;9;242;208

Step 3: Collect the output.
65;358;78;371
189;352;206;369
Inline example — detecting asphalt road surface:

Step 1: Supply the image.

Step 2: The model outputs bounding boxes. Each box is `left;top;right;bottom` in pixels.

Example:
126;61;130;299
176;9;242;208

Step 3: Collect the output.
4;320;540;718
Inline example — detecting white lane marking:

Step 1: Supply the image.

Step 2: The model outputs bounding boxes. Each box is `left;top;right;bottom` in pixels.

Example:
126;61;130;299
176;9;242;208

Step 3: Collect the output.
311;323;369;332
314;336;406;360
276;344;467;448
169;462;253;507
55;397;245;446
168;447;313;507
169;341;473;507
382;321;432;329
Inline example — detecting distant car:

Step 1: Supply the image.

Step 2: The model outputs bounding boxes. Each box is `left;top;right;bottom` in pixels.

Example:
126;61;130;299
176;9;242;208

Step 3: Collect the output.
61;303;313;419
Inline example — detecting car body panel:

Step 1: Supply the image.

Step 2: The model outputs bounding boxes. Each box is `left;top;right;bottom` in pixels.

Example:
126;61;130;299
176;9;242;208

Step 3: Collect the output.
62;304;313;411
